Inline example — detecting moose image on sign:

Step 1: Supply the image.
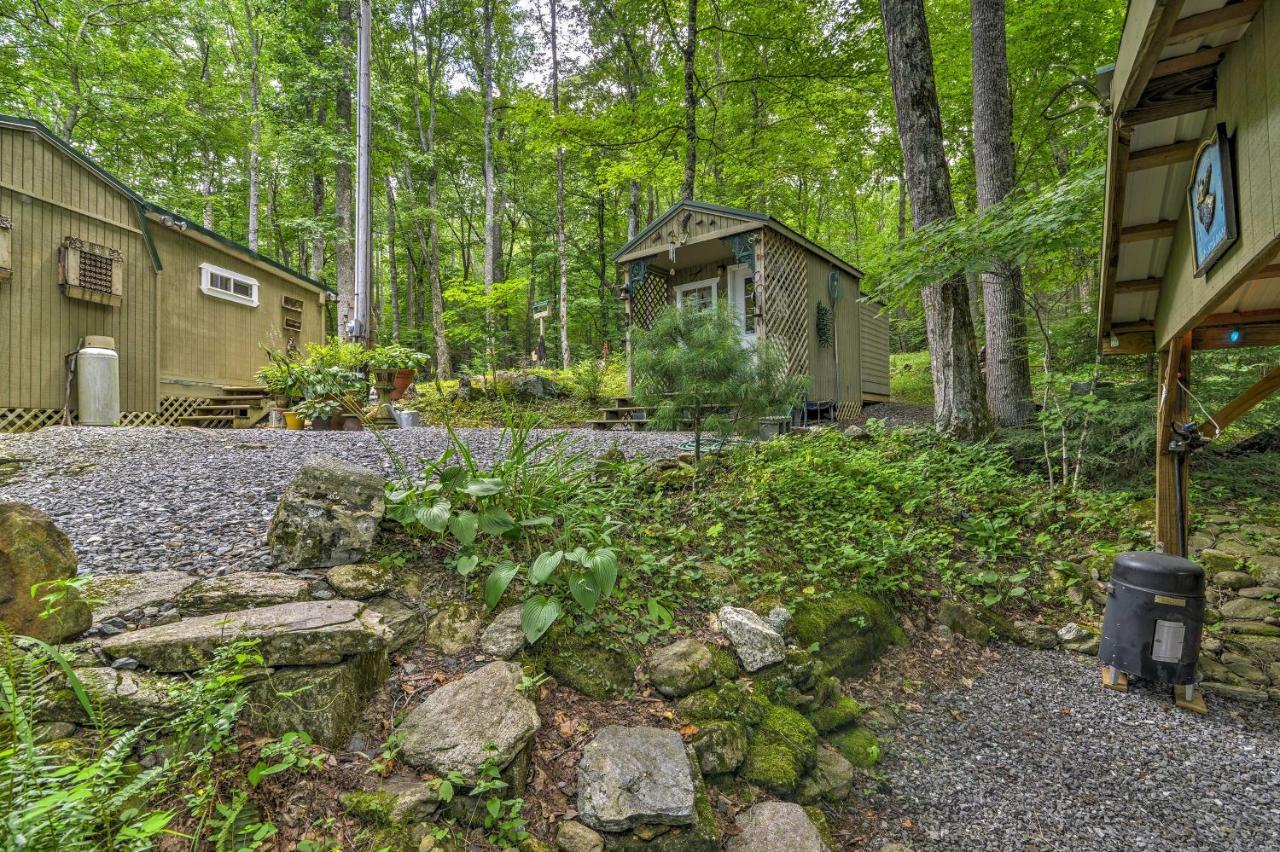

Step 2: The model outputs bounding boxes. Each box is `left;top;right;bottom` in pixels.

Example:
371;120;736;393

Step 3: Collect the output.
1187;123;1239;278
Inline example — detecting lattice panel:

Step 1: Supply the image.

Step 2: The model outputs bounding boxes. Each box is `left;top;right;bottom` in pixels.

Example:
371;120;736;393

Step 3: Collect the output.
835;400;862;421
758;229;809;378
630;269;670;331
0;408;70;432
0;397;208;432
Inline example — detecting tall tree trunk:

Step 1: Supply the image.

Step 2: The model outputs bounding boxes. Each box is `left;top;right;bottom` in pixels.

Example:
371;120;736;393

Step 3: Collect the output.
245;0;262;252
972;0;1034;426
310;106;327;281
335;0;356;339
628;181;641;239
881;0;990;439
386;175;400;341
481;0;497;363
551;0;570;367
681;0;698;200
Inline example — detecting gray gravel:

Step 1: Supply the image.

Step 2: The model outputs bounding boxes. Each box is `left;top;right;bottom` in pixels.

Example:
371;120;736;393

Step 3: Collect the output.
0;425;689;576
868;645;1280;851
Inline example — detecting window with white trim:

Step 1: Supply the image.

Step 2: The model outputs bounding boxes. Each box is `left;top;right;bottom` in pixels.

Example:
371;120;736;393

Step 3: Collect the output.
199;263;259;307
674;277;717;312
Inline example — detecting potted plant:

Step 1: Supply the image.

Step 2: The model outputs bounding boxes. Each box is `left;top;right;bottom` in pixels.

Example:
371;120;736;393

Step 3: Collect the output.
293;396;340;430
365;344;428;426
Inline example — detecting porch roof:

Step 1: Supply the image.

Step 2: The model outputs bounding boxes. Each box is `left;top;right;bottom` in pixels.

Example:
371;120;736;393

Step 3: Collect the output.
612;199;865;280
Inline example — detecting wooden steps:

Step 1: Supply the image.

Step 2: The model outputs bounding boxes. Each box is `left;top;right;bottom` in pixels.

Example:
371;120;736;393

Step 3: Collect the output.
589;397;652;431
178;386;272;429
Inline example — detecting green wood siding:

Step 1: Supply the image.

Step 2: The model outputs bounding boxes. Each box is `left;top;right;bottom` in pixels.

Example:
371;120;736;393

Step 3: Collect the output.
804;251;861;406
859;302;891;397
1157;2;1280;346
154;227;325;395
0;127;156;411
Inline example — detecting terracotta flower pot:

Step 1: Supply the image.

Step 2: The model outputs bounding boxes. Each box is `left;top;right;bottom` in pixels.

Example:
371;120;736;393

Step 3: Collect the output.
391;368;417;401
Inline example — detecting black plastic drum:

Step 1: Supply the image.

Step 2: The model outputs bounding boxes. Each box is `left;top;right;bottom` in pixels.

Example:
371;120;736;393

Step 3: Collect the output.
1099;552;1205;685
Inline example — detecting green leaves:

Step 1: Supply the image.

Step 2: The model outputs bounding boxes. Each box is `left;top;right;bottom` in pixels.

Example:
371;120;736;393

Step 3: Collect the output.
464;478;506;498
485;562;519;609
416;498;452;533
456;554;480;576
529;550;563;583
479;506;516;536
521;595;563;644
449;511;479;546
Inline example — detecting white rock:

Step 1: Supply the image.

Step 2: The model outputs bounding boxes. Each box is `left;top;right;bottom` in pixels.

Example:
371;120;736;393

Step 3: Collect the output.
718;606;785;671
726;801;829;852
577;725;697;832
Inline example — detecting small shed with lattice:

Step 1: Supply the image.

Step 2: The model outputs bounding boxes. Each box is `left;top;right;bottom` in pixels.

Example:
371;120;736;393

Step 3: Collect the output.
0;115;329;431
614;200;889;419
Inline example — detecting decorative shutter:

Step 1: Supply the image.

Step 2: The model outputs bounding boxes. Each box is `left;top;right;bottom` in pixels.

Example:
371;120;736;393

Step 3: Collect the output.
60;237;124;306
0;213;11;283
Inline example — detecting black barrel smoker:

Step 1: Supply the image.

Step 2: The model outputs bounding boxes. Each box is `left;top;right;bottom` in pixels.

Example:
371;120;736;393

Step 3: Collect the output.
1099;552;1205;701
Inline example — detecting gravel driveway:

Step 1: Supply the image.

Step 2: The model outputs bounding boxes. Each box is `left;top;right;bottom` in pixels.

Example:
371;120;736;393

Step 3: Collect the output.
0;425;688;576
868;645;1280;852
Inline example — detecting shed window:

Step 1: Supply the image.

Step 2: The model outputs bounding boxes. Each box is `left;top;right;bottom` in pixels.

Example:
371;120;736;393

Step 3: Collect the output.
200;263;259;307
60;237;124;306
0;213;10;283
675;278;718;312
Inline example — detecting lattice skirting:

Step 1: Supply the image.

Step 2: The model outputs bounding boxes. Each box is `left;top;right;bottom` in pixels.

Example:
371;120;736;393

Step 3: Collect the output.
835;400;862;421
1;396;209;433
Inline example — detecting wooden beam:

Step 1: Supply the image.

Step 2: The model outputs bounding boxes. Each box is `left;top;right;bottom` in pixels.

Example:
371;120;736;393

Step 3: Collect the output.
1121;66;1217;126
1201;365;1280;440
1118;0;1188;114
1253;264;1280;281
1120;220;1177;243
1115;277;1163;294
1199;308;1280;328
1127;141;1199;171
1194;322;1280;350
1101;331;1157;355
1155;332;1192;556
1097;123;1132;346
1150;43;1235;79
1168;0;1262;44
1113;319;1156;333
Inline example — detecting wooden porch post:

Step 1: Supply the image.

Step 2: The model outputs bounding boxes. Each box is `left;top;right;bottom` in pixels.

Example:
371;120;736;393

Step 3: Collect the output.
1155;330;1192;555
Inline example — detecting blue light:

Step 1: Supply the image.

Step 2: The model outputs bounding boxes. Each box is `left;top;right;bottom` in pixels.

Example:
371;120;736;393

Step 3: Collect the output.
1229;326;1242;344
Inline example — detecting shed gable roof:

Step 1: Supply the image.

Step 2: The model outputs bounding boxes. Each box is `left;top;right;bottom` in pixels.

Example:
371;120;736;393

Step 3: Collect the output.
0;114;328;293
613;199;864;279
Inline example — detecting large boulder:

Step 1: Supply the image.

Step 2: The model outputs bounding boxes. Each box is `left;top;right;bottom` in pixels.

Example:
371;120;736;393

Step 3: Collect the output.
268;455;385;570
0;502;90;642
577;725;697;832
792;592;901;677
717;606;785;671
177;573;311;615
397;661;540;783
100;599;389;672
725;801;830;852
649;638;717;697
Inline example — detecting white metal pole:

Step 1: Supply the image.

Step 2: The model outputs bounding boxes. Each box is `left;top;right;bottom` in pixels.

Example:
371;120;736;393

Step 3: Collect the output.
354;0;373;344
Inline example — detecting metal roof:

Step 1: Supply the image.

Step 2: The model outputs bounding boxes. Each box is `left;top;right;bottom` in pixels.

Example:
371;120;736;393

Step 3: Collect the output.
612;199;866;280
1096;0;1274;352
0;114;330;293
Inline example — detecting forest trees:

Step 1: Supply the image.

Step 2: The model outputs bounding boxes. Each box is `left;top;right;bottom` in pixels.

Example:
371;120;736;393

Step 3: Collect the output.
880;0;990;439
1;0;1123;432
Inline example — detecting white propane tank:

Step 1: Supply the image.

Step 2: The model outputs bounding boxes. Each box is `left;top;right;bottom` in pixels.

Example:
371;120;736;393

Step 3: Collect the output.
76;335;121;426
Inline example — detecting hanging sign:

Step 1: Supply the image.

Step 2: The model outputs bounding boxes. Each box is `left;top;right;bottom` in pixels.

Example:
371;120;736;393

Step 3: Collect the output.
1187;123;1239;278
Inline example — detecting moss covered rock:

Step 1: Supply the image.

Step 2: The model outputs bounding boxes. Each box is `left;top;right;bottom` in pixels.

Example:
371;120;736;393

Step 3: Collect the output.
677;681;770;726
0;502;90;643
648;638;717;697
245;649;389;749
748;650;833;712
826;725;881;768
791;592;899;678
600;758;720;852
739;705;818;795
691;720;748;775
543;642;637;700
807;694;861;734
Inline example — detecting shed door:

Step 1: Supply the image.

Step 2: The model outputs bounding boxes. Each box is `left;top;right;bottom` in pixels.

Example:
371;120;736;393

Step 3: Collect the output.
728;264;757;346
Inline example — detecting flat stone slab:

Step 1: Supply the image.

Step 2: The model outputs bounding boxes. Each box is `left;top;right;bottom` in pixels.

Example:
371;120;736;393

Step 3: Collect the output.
577;725;697;832
100;599;388;672
479;605;526;659
85;571;196;624
718;606;785;671
397;661;540;783
177;572;311;615
726;801;829;852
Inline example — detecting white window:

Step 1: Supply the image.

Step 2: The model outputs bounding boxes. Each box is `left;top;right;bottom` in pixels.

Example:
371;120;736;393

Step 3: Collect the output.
199;262;259;307
674;277;717;312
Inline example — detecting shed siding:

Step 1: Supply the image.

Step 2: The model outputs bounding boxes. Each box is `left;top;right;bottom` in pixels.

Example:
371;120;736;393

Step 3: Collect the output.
1156;2;1280;346
803;251;861;407
859;302;891;397
0;164;156;412
154;227;324;394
